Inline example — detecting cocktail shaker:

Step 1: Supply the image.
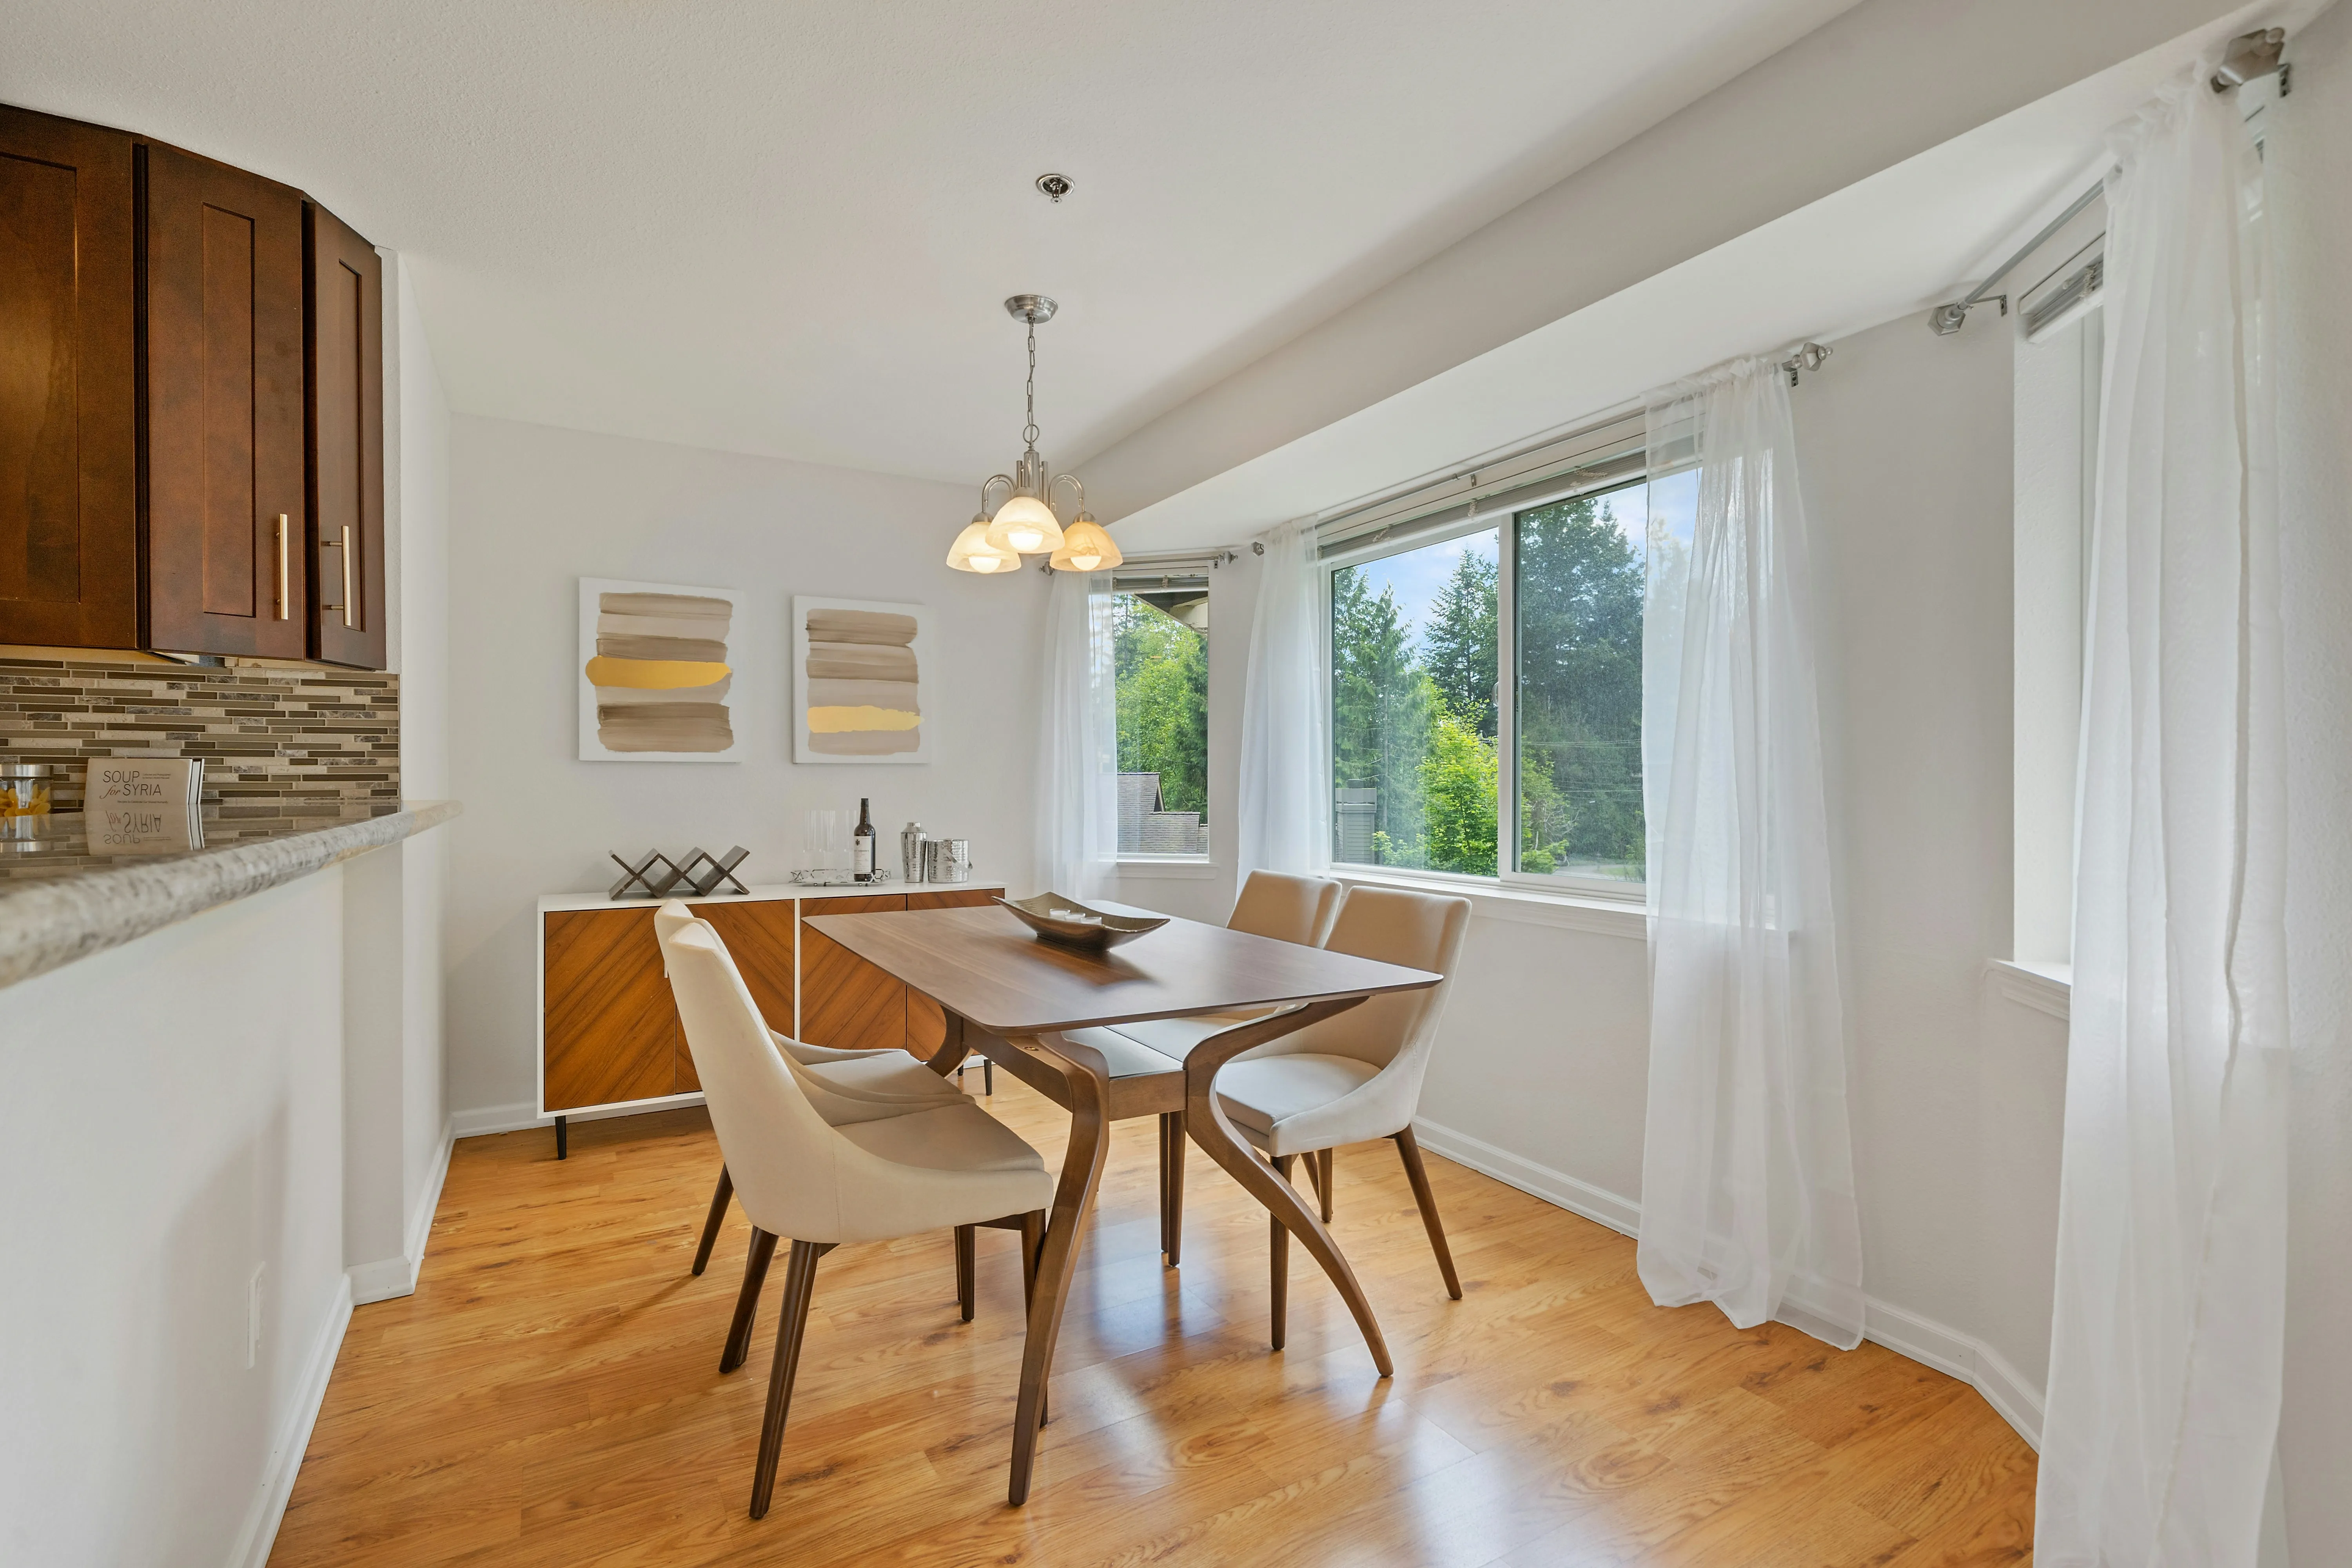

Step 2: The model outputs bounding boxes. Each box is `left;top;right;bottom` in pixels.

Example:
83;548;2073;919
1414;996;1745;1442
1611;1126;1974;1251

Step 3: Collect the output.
901;822;925;883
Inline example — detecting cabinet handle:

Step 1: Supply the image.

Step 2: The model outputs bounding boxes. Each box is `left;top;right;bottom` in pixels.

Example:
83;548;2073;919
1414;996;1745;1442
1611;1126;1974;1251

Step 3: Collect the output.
275;515;290;620
319;528;355;628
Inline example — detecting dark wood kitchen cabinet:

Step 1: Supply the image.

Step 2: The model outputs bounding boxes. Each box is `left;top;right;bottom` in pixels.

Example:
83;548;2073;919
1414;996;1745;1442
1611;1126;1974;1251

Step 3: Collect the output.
143;144;310;657
0;103;385;667
0;107;139;648
305;203;386;668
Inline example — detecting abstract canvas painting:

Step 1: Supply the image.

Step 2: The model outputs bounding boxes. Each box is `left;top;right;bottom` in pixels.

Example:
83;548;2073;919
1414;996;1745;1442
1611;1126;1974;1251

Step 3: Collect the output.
792;595;930;764
577;578;746;762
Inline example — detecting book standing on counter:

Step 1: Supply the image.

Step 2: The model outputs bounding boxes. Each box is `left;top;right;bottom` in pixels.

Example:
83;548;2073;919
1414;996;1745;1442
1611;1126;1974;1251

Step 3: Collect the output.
84;759;204;852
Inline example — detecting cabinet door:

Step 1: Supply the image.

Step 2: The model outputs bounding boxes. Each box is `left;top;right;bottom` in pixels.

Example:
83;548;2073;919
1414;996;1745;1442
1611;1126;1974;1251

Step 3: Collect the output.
143;144;307;657
905;887;1000;1058
691;900;799;1090
303;201;384;668
543;908;678;1111
800;893;907;1053
0;107;137;648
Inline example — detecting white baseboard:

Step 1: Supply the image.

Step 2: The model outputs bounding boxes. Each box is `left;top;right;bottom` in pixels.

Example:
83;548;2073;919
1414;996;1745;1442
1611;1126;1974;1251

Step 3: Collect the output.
1410;1115;2045;1450
449;1099;539;1137
348;1117;457;1306
1861;1296;2045;1448
1412;1115;1644;1237
225;1274;352;1568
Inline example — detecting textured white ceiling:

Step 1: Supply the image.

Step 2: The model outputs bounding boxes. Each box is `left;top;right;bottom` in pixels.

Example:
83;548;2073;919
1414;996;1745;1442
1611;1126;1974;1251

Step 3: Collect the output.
3;0;1860;483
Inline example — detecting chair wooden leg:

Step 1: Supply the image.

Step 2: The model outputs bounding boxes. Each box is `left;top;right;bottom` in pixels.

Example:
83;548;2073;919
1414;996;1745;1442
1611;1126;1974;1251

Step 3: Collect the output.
1270;1154;1293;1351
1394;1127;1462;1300
1317;1148;1335;1223
722;1228;779;1373
1019;1210;1042;1309
692;1163;733;1276
955;1224;977;1322
1161;1111;1186;1266
748;1239;833;1519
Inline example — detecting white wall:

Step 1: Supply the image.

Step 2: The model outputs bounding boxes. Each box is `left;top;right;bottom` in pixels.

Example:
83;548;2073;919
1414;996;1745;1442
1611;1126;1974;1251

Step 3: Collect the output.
1800;311;2067;1417
2266;7;2352;1557
441;416;1051;1123
1080;0;2262;526
340;254;456;1304
1378;308;2063;1443
0;872;352;1568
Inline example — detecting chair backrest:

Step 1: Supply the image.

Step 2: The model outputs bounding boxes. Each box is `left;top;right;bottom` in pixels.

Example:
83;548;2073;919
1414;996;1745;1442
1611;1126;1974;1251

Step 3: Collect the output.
659;918;858;1241
1228;870;1342;947
1275;886;1471;1076
653;899;696;951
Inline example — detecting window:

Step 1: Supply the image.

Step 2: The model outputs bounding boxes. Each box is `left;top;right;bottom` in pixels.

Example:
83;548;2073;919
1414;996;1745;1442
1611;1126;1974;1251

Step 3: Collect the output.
1330;529;1499;874
1325;449;1695;893
1113;578;1209;858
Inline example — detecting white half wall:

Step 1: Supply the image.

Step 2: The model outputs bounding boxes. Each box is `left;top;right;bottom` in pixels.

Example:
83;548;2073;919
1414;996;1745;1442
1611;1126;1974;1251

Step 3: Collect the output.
442;416;1052;1120
0;871;351;1568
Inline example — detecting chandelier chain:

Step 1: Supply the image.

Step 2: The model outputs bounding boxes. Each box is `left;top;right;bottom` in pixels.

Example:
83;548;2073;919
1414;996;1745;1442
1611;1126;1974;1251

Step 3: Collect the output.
1022;319;1041;451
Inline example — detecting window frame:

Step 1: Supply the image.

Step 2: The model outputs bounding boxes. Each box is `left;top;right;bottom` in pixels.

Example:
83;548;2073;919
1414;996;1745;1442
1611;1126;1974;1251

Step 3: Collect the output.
1317;461;1665;902
1320;461;1652;904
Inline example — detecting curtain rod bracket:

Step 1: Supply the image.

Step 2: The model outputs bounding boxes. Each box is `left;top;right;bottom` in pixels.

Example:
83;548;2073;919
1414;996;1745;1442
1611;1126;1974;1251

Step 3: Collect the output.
1779;341;1833;386
2212;27;2287;94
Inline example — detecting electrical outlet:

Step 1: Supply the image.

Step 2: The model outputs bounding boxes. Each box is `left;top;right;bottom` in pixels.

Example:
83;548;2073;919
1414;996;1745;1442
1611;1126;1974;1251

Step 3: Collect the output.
247;1264;266;1370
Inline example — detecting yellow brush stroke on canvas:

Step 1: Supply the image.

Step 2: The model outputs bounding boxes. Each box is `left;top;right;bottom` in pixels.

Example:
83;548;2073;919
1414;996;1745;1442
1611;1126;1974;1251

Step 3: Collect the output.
584;656;731;690
806;705;921;734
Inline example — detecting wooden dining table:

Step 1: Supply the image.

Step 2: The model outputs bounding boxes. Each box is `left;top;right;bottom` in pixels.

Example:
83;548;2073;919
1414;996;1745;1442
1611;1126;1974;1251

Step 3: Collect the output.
802;900;1442;1506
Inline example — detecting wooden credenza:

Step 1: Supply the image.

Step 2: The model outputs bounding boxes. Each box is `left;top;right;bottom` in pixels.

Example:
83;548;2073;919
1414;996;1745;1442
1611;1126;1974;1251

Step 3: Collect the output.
536;883;1003;1139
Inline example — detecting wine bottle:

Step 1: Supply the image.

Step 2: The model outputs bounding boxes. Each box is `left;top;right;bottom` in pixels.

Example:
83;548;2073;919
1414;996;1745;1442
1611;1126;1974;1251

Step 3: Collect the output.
853;797;875;882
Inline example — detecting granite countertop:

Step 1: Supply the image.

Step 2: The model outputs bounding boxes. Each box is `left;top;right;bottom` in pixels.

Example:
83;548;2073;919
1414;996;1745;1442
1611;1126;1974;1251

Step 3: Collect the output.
0;799;460;991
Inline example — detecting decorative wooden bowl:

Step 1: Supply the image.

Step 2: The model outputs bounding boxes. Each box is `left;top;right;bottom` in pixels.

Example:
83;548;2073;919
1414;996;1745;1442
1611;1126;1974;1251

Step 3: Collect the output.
995;893;1169;951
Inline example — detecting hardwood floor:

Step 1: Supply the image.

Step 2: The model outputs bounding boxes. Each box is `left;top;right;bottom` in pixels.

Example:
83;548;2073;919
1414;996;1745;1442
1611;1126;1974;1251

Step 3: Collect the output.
270;1076;2036;1567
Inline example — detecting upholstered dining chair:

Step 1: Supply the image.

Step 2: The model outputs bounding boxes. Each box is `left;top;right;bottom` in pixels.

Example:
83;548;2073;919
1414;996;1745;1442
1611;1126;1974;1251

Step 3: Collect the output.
1205;884;1471;1347
1065;869;1343;1263
652;902;966;1280
660;916;1054;1518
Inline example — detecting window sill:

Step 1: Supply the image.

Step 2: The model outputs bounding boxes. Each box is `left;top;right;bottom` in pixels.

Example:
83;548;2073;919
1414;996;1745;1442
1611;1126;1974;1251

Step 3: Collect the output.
1989;959;2071;1021
1109;858;1219;880
1327;866;1646;940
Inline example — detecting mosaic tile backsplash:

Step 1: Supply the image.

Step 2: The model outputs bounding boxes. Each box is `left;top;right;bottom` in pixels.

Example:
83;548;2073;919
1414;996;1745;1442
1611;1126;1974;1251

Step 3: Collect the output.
0;654;398;817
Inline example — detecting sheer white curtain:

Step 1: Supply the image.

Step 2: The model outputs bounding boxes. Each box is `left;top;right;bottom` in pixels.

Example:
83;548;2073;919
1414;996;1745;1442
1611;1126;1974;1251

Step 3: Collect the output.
1637;356;1864;1349
1236;520;1332;877
1032;569;1118;900
2036;66;2288;1568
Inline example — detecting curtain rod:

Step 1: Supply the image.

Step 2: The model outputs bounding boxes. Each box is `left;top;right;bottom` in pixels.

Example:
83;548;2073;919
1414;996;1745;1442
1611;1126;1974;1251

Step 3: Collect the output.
1034;549;1233;577
1277;336;1833;556
1929;27;2294;337
1929;183;2104;336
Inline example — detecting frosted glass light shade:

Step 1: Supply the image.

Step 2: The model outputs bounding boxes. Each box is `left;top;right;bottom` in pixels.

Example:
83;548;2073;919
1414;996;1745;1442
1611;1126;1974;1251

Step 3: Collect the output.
946;517;1020;574
984;492;1064;554
1050;516;1122;572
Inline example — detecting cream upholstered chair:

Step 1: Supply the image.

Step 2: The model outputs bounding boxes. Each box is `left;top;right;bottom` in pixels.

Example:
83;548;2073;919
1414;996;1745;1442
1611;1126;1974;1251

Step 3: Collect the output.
1065;870;1342;1263
652;902;965;1279
1209;884;1471;1346
661;916;1054;1518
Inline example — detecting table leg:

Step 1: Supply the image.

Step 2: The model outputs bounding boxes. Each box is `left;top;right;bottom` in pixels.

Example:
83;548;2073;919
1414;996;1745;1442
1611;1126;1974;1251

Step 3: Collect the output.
926;1007;973;1077
1182;998;1394;1377
1160;1111;1187;1266
1007;1032;1111;1506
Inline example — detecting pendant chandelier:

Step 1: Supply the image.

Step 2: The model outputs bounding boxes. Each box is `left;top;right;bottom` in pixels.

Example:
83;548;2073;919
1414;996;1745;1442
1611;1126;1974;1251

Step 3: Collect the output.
946;294;1122;575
